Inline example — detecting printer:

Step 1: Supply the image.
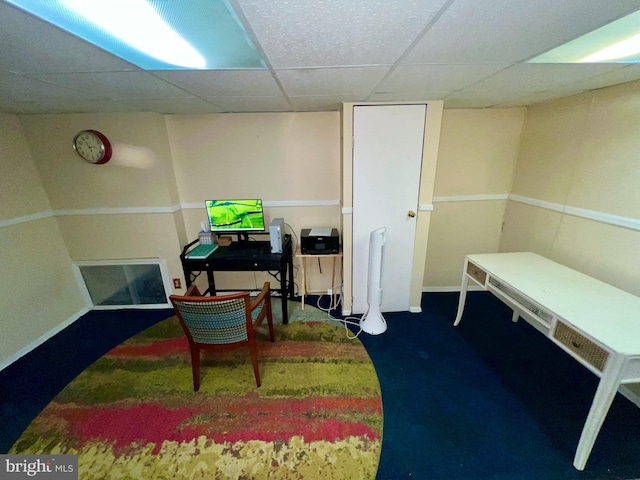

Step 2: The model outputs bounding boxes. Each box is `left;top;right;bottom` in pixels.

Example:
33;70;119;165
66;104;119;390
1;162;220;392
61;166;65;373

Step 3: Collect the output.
301;228;340;254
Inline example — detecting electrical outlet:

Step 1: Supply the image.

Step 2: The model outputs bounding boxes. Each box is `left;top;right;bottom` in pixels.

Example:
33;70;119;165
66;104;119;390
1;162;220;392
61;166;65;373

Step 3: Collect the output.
327;288;333;296
173;278;181;289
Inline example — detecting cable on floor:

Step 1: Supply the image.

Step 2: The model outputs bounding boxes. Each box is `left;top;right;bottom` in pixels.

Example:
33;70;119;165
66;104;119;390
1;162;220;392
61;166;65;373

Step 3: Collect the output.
314;283;364;339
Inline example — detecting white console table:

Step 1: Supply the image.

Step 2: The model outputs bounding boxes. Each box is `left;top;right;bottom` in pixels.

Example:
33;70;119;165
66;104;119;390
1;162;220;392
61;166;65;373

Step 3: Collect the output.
454;252;640;470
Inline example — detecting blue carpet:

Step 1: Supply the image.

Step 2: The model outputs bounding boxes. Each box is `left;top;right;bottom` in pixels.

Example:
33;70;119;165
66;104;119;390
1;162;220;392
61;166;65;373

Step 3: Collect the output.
355;292;640;480
0;308;172;453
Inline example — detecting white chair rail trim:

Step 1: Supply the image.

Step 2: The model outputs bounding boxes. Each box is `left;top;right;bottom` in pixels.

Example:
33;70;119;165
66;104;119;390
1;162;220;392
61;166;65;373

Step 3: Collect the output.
509;194;640;231
1;200;341;228
429;193;639;232
3;196;637;232
433;194;509;203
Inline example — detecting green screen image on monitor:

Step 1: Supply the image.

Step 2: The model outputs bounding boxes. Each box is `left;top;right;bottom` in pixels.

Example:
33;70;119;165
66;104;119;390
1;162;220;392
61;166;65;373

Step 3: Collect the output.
205;199;265;232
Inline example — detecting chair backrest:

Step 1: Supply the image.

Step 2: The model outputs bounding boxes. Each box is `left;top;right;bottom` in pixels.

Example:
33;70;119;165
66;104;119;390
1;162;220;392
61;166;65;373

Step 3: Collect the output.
171;293;252;345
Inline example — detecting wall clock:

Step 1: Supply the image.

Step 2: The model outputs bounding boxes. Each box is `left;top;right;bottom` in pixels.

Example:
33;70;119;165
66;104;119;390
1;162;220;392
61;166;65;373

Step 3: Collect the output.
72;130;112;164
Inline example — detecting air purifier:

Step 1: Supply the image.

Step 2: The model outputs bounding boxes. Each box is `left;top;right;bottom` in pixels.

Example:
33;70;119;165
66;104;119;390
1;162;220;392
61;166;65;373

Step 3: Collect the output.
360;227;387;335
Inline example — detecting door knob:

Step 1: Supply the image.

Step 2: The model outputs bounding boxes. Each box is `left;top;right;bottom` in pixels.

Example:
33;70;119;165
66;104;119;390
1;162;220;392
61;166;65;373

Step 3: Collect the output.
408;210;416;218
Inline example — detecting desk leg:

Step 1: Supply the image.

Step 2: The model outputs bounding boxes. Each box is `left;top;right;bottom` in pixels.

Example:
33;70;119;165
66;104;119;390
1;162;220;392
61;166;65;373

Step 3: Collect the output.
573;353;625;470
280;266;288;325
183;265;192;288
206;271;216;296
301;257;307;311
288;252;295;301
331;257;337;309
453;266;469;326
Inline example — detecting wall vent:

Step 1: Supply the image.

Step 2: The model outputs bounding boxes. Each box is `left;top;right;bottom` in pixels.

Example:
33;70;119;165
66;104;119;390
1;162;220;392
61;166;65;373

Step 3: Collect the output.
73;260;170;309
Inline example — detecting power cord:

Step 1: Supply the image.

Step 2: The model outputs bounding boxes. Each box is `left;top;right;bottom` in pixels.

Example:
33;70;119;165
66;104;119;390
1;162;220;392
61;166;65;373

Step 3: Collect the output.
313;283;364;339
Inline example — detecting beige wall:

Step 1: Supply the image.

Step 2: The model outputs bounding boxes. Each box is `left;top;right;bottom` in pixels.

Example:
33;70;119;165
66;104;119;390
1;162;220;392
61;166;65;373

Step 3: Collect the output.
16;110;341;296
18;112;185;284
166;112;340;205
1;111;342;368
21;113;180;209
424;108;526;288
0;114;85;367
501;80;640;296
165;112;342;292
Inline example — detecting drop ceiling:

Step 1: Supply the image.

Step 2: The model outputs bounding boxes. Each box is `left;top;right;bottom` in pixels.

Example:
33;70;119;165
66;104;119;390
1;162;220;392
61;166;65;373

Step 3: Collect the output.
2;0;640;115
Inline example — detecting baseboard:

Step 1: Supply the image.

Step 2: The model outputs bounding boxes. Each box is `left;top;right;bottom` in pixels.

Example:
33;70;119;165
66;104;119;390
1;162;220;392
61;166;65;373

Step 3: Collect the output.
0;306;90;372
343;289;482;316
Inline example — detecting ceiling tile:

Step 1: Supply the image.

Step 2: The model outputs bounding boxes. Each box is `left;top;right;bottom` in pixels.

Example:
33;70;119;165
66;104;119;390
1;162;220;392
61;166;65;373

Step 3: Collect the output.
459;64;625;96
236;0;450;68
494;87;592;108
403;0;640;64
443;91;526;108
367;91;449;103
564;64;640;92
153;70;282;97
0;71;97;102
108;98;226;115
375;64;510;94
13;99;134;114
276;67;390;96
0;99;42;115
28;72;194;100
289;95;366;111
203;96;292;112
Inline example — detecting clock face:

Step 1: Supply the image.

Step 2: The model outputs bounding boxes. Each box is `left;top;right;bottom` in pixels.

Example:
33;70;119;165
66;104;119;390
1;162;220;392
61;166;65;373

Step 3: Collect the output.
73;130;112;164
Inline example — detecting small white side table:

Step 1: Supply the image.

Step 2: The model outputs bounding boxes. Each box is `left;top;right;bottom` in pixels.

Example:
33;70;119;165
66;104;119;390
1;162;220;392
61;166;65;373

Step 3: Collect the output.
296;248;343;310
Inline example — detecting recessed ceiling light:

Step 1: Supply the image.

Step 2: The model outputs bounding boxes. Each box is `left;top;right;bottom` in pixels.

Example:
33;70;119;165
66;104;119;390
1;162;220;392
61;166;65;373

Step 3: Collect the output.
6;0;266;70
529;9;640;63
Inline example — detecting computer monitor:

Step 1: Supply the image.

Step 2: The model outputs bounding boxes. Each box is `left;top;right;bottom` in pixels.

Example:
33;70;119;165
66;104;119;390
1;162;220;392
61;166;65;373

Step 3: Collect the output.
205;199;265;234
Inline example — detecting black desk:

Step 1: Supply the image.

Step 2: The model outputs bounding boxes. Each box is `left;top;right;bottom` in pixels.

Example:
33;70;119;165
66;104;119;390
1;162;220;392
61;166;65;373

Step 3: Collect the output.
180;234;295;324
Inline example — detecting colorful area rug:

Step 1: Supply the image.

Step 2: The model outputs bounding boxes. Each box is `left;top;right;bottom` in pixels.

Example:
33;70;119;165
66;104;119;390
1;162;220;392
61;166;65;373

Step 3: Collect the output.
10;310;382;479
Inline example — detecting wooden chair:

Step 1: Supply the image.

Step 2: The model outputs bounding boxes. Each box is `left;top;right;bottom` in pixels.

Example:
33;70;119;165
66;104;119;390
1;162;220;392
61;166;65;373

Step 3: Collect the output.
169;282;275;390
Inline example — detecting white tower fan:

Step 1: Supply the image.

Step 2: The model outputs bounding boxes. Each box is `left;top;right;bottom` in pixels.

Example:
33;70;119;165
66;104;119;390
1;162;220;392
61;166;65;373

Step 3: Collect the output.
360;227;388;335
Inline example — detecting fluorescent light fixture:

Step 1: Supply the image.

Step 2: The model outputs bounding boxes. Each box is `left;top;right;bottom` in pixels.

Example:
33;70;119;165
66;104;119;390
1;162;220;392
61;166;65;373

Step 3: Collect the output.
6;0;265;70
64;0;205;69
580;33;640;62
529;9;640;63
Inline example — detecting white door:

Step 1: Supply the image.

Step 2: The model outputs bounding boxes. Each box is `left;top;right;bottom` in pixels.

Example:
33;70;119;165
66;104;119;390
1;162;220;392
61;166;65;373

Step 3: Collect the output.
352;104;426;313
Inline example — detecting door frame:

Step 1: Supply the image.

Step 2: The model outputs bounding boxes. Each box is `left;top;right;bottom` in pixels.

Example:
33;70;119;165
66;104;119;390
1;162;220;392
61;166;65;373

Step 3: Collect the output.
340;101;444;315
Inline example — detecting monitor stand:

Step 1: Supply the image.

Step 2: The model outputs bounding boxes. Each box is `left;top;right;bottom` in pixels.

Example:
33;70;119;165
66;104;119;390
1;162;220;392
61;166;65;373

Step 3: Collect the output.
236;232;250;244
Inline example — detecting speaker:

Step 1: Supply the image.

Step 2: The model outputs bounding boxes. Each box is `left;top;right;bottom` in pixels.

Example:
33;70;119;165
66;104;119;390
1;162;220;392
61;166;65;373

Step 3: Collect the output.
270;218;284;253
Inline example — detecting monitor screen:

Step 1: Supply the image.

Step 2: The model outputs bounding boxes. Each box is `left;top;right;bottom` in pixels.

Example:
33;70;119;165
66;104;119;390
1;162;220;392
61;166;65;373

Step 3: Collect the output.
205;199;265;233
